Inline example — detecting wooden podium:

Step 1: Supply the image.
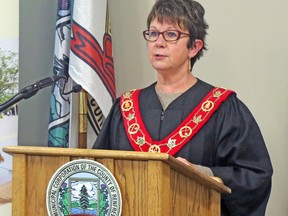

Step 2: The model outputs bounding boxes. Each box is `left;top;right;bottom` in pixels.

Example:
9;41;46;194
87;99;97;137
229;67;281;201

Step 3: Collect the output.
3;146;231;216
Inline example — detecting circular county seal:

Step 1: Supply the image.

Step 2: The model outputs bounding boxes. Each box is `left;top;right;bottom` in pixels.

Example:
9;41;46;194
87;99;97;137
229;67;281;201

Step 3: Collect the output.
46;159;122;216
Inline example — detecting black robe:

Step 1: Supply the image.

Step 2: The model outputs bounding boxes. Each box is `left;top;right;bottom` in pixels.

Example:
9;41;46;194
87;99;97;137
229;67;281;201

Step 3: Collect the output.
93;79;273;216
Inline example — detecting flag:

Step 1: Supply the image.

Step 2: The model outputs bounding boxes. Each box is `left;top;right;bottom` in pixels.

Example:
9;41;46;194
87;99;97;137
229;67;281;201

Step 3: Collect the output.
48;0;73;147
48;0;115;148
69;0;115;148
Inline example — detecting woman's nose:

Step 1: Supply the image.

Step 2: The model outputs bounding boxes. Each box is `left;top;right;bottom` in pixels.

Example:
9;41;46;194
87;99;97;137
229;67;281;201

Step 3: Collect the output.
155;34;166;47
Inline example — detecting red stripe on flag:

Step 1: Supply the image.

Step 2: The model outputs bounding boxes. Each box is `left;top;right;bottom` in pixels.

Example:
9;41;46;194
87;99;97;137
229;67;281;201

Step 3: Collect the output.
70;21;116;99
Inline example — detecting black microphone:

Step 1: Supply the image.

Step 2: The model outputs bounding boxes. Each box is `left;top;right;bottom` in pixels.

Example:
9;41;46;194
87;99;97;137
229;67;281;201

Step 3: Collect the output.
34;75;67;89
62;84;82;95
20;75;67;97
71;84;82;93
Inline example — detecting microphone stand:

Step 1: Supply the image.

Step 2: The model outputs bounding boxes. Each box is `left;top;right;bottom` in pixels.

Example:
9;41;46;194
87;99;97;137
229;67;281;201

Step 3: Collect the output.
0;75;68;113
0;85;39;113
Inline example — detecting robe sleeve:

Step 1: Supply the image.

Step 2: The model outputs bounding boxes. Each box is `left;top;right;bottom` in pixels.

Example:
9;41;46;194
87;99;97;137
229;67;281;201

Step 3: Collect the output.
92;98;120;150
92;98;133;151
210;95;273;216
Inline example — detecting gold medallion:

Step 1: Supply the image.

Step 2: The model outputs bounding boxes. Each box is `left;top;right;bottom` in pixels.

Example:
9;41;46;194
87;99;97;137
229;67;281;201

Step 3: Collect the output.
201;100;214;112
128;123;140;134
149;145;161;153
179;126;193;138
121;100;133;111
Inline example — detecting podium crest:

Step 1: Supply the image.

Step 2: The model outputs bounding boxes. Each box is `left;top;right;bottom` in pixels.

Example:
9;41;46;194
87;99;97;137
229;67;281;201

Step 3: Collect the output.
46;159;122;216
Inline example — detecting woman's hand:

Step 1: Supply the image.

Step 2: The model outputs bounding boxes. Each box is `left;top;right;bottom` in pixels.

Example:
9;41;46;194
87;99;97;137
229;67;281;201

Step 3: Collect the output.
176;157;196;168
176;157;214;176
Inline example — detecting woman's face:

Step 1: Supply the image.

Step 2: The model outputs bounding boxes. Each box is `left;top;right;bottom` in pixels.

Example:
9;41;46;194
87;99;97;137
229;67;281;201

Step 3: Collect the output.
147;19;192;74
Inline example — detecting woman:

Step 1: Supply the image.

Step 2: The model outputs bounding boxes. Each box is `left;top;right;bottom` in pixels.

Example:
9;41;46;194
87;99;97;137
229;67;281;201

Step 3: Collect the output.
93;0;273;215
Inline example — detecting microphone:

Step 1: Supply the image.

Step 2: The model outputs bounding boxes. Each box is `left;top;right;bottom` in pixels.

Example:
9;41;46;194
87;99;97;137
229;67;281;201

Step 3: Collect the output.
20;75;67;99
21;75;67;94
34;75;67;89
71;84;82;93
62;84;82;95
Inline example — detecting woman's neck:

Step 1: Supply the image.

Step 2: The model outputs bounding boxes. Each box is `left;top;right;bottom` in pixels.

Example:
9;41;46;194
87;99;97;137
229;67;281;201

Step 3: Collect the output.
156;72;197;93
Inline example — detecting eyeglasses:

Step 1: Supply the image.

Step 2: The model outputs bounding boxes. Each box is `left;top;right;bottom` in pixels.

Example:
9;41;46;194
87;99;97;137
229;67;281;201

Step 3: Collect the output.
143;30;190;42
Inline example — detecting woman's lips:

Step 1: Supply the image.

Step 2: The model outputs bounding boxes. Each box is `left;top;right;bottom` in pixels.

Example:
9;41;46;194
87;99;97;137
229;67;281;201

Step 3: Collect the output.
154;54;167;60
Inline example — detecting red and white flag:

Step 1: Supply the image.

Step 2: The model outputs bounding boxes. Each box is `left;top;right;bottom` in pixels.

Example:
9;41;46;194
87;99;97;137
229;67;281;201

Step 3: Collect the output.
69;0;115;148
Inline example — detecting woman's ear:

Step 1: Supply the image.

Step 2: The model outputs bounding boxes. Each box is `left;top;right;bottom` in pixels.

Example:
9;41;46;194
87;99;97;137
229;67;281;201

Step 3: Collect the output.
188;39;203;59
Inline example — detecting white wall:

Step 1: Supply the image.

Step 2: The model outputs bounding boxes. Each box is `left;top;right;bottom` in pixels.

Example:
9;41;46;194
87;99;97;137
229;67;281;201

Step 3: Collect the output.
109;0;156;94
109;0;288;215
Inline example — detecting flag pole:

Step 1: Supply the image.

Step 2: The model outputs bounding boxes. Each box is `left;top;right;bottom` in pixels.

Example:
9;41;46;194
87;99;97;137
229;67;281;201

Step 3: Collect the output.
106;1;111;34
78;89;87;148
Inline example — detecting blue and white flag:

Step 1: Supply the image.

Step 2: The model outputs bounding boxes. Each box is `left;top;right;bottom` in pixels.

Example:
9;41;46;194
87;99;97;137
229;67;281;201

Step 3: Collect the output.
48;0;73;147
